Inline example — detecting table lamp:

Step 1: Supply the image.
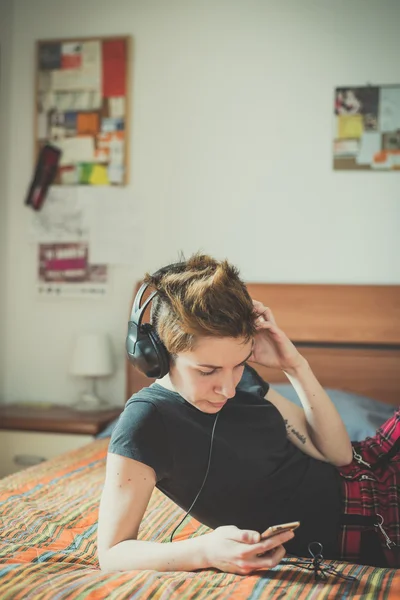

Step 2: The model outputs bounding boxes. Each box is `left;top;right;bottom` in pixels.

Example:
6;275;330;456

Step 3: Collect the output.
70;333;114;411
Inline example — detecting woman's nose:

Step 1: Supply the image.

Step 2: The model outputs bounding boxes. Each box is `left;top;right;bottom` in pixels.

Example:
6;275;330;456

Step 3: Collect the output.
216;375;236;399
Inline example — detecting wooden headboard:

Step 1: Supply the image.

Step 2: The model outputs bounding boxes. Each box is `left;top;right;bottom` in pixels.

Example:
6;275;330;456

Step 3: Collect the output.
126;284;400;406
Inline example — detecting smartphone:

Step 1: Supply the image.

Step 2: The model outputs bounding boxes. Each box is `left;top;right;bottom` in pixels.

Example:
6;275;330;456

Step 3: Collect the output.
260;521;300;540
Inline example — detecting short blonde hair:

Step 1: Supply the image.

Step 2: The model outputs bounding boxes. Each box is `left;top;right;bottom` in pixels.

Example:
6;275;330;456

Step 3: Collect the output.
143;253;256;354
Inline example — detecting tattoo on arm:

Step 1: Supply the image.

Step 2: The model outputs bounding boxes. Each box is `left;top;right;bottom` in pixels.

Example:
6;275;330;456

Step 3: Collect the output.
283;419;307;445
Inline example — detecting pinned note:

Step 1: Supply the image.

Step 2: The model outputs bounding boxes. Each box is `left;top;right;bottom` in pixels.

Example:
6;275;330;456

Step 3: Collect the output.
109;97;126;118
356;132;381;165
77;112;100;135
379;87;400;132
55;136;95;166
333;139;359;157
89;164;109;185
337;115;363;139
371;151;393;170
108;164;124;184
78;163;94;184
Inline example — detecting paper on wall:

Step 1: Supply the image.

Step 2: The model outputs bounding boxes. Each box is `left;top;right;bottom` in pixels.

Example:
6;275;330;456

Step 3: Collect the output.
392;154;400;168
51;68;82;91
337;114;363;139
86;188;140;265
60;166;79;185
39;91;55;112
333;139;359;157
371;152;394;170
356;131;381;165
61;43;82;69
30;187;90;243
53;91;102;111
51;66;100;92
107;164;124;184
109;138;124;165
37;242;108;298
109;97;126;118
379;87;400;132
82;41;101;73
54;136;95;166
89;164;110;185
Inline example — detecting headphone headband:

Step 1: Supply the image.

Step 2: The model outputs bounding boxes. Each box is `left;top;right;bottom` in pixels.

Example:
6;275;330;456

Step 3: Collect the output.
131;285;158;325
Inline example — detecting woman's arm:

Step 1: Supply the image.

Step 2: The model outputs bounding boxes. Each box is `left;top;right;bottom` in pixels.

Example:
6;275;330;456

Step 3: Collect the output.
98;453;293;574
98;453;209;572
282;358;352;466
251;301;353;467
266;360;353;466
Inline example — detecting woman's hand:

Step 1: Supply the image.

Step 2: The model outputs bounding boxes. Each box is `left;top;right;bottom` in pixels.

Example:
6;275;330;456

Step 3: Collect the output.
250;300;304;372
202;525;294;575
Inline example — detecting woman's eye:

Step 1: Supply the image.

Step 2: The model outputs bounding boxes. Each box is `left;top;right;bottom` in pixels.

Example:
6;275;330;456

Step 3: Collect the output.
199;370;216;377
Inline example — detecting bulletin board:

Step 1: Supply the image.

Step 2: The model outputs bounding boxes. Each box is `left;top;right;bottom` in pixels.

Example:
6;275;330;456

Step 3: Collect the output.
35;36;131;185
333;85;400;171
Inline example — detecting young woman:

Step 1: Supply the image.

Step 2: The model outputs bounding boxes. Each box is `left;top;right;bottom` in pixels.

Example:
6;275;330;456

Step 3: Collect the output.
97;254;400;574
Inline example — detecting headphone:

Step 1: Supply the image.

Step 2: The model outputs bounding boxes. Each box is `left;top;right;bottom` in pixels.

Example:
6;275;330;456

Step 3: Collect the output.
125;262;184;378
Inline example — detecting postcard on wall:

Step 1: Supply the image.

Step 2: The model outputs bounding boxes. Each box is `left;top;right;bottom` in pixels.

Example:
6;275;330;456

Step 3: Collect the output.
35;36;130;186
30;186;90;243
37;242;108;298
333;84;400;171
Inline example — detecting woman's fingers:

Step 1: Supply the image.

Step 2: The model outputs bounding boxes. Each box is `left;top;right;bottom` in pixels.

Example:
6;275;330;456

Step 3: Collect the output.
258;543;286;568
263;306;277;325
252;300;277;325
242;530;294;559
240;544;287;573
254;319;280;336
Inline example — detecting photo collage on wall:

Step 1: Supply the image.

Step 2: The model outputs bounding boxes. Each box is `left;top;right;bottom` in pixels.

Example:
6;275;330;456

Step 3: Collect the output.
333;85;400;170
36;37;130;185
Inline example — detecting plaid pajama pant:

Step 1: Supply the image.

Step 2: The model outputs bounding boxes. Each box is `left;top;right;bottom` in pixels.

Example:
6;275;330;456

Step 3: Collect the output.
336;407;400;568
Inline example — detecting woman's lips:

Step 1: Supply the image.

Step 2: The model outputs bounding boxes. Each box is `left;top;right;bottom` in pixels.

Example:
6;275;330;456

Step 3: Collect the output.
208;400;227;408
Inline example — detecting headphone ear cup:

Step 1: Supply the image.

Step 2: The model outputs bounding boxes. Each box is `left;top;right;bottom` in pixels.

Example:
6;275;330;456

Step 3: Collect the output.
148;327;170;379
126;320;169;379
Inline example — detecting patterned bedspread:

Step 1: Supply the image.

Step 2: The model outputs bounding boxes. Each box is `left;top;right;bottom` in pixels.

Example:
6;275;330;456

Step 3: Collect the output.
0;439;398;599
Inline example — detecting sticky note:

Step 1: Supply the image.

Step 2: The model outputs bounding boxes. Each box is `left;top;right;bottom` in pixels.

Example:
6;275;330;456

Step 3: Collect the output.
338;115;363;139
78;163;94;184
77;112;100;135
89;164;110;185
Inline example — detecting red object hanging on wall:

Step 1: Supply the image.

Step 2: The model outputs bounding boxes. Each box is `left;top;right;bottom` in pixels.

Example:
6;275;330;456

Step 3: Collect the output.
25;144;61;210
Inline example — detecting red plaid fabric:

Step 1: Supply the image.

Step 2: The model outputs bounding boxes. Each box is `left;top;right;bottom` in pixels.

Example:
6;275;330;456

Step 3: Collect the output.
336;407;400;567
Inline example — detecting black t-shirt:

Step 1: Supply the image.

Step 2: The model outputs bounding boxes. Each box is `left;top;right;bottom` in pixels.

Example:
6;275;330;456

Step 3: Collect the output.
108;365;343;558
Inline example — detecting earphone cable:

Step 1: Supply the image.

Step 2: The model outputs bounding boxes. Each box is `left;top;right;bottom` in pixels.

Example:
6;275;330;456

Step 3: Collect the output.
168;411;220;543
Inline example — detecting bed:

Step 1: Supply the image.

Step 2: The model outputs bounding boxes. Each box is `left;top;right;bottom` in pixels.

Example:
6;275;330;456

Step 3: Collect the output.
1;283;399;599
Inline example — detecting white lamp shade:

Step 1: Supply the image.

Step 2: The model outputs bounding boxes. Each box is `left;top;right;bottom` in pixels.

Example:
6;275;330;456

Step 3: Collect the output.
70;333;114;377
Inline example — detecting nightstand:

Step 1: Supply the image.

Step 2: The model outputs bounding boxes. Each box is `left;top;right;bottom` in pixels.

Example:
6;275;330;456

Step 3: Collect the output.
0;403;122;478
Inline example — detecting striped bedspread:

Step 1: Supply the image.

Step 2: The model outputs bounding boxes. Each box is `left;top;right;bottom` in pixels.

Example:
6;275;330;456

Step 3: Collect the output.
0;439;398;599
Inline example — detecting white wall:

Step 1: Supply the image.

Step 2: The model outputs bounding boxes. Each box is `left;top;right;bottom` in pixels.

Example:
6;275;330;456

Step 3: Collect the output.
0;0;14;401
2;0;400;406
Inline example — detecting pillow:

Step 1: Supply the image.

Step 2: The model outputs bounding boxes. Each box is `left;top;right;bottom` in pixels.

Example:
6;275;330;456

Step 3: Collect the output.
97;387;395;443
270;384;395;442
